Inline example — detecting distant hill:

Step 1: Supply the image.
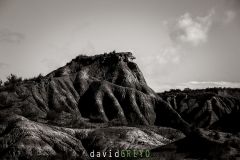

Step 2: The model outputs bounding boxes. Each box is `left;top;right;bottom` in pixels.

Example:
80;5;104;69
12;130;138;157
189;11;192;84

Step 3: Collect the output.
158;88;240;131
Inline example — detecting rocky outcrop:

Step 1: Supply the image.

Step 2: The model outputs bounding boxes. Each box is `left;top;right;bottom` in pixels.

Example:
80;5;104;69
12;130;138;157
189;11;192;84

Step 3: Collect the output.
0;52;190;159
159;89;240;130
149;128;240;160
0;113;184;159
0;52;189;130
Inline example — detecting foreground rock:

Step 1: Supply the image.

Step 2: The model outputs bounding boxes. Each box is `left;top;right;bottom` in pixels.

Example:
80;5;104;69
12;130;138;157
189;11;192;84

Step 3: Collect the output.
148;128;240;160
0;113;184;159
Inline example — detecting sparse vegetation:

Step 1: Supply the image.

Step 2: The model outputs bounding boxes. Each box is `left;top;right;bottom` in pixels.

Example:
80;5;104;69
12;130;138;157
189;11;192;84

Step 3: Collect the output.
71;51;134;64
24;73;44;83
4;74;22;86
0;73;45;91
159;87;240;98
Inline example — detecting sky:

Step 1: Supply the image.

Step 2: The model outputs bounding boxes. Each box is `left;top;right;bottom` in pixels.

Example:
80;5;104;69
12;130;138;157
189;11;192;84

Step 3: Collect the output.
0;0;240;92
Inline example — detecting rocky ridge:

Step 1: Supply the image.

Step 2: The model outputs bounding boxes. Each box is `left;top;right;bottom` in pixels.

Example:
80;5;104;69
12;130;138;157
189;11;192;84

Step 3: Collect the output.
0;52;240;159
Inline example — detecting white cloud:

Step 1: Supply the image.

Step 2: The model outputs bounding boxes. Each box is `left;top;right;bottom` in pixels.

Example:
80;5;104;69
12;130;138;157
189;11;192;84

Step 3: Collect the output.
156;45;181;64
159;10;215;66
224;10;236;23
170;10;215;46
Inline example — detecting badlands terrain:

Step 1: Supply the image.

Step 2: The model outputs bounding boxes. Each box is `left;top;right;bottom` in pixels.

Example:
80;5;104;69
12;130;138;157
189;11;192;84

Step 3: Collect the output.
0;52;240;159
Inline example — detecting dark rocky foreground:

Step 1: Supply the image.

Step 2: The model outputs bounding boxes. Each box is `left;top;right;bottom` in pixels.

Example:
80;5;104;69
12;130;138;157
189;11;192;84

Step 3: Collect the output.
0;52;240;159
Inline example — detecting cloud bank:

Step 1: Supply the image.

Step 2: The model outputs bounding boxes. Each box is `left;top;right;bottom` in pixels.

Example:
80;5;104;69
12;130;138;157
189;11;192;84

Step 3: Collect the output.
157;10;215;66
170;10;215;46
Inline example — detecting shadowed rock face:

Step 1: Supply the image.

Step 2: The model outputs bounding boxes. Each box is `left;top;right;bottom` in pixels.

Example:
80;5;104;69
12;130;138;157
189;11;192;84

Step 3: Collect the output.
153;89;240;160
149;128;240;160
159;89;240;130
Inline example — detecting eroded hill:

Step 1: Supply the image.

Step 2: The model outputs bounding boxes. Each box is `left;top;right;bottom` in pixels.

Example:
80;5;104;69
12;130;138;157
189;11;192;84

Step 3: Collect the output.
0;52;190;159
0;52;240;159
159;88;240;131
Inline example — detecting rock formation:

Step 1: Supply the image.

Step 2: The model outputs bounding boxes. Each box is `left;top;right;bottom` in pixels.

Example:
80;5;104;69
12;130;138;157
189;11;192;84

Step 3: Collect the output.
0;52;240;159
